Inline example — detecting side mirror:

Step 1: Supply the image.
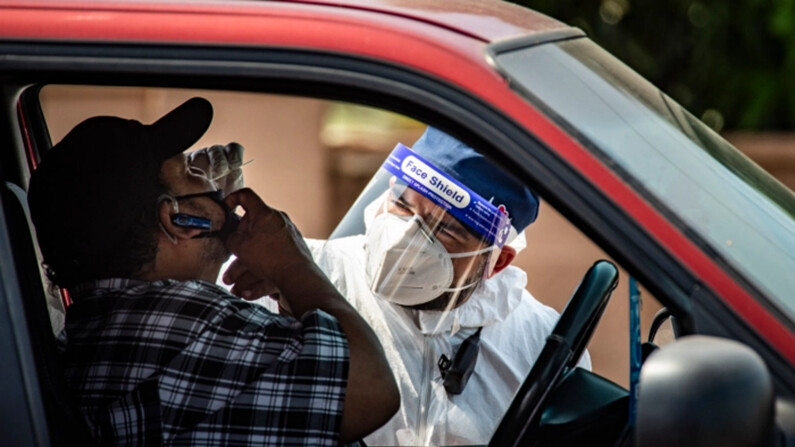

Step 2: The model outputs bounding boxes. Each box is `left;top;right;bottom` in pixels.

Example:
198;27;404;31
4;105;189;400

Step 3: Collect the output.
636;335;776;447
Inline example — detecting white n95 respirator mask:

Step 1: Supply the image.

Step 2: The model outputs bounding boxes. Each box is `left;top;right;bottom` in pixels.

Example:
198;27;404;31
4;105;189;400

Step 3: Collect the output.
365;212;496;306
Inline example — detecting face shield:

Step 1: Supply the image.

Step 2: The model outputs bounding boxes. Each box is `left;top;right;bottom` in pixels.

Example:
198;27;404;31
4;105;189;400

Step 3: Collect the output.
328;142;512;310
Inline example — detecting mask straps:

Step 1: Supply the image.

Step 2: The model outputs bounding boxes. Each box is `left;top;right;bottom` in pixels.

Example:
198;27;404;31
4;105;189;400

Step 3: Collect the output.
157;194;179;245
438;246;497;293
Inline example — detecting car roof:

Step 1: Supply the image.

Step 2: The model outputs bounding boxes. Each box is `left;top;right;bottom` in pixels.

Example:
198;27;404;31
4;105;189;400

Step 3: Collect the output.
0;0;571;44
286;0;569;42
0;0;578;119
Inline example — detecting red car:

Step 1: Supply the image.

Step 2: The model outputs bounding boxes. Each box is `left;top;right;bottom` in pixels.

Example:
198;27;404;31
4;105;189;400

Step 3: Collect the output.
0;1;792;446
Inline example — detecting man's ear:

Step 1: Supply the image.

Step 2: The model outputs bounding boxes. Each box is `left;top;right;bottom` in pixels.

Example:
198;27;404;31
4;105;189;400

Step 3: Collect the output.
487;245;516;278
157;198;204;242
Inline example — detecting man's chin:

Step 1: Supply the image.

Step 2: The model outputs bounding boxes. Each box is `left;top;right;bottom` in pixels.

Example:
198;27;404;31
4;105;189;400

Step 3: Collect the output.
202;238;232;265
217;250;233;265
218;247;233;264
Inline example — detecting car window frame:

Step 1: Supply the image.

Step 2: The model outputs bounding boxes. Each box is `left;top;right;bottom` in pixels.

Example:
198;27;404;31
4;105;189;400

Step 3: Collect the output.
2;38;793;399
0;197;49;446
491;36;795;322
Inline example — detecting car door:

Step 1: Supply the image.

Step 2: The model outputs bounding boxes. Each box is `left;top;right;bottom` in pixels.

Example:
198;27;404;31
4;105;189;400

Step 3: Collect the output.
1;2;793;445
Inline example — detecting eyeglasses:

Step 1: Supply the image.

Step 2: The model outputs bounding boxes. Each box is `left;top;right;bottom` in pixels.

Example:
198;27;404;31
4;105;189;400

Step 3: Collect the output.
173;189;225;204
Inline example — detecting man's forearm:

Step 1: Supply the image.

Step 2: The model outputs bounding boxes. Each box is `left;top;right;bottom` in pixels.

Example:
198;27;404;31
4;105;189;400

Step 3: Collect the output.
276;262;400;442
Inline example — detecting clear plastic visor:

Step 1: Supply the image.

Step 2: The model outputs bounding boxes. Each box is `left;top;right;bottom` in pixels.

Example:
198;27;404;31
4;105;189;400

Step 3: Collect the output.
311;144;513;445
323;144;511;312
329;143;511;248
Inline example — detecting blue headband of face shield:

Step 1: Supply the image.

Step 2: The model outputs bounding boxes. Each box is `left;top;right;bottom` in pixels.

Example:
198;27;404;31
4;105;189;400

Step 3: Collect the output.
170;190;240;240
379;143;511;247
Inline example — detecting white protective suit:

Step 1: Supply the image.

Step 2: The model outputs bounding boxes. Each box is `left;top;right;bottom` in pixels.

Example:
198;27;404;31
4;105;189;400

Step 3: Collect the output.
201;133;591;445
306;235;591;446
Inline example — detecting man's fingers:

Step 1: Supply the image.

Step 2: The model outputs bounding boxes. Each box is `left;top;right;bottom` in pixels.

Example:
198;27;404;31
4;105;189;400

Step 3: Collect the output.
231;276;279;301
223;259;279;300
222;188;315;294
224;187;262;212
222;258;249;285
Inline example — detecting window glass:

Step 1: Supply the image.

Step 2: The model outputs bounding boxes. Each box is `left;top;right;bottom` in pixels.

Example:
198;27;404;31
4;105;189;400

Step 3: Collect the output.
496;39;795;319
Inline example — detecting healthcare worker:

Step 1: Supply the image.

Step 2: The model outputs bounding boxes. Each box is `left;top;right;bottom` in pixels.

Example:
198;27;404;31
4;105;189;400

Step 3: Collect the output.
305;127;590;446
212;128;591;446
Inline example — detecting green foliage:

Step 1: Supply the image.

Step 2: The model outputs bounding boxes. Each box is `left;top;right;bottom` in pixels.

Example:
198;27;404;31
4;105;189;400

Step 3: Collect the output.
511;0;795;130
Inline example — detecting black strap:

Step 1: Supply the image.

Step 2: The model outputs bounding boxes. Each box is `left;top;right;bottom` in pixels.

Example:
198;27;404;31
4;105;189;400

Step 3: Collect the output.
438;327;483;395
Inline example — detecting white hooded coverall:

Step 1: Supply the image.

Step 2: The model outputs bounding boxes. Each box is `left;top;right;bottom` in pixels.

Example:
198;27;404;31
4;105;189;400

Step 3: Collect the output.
306;236;591;446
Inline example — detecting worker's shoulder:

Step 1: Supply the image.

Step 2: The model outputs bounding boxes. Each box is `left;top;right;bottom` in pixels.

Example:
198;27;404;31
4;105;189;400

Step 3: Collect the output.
506;283;561;331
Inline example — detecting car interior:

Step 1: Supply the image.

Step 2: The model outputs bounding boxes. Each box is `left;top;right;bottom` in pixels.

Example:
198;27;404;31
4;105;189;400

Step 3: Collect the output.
2;82;790;447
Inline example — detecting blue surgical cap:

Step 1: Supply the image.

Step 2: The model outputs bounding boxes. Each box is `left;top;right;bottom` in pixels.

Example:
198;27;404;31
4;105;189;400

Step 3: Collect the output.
410;127;540;231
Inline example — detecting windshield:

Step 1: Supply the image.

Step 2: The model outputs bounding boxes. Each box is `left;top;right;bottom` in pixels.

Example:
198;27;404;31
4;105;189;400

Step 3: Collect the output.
494;38;795;320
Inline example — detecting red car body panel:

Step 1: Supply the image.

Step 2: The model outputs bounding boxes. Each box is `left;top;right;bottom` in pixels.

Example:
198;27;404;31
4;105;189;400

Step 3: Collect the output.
0;0;792;362
289;0;569;41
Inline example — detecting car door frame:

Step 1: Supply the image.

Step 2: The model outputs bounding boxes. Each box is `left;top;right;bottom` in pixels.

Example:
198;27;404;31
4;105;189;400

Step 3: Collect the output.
1;36;793;411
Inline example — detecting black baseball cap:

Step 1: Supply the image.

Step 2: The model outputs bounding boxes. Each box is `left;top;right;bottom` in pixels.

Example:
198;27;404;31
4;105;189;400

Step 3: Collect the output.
28;97;213;283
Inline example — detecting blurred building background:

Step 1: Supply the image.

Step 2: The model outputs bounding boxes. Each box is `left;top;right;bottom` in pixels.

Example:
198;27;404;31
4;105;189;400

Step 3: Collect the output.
38;1;793;388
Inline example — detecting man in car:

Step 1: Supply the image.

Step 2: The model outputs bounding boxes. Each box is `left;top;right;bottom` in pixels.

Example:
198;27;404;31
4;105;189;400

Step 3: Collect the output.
222;127;591;446
26;97;399;446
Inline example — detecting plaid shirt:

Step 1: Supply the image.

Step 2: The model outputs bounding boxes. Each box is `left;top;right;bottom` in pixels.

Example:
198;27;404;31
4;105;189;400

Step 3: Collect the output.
59;278;350;446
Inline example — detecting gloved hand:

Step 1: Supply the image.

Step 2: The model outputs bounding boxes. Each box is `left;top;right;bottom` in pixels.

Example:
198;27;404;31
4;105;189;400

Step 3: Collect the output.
188;142;245;194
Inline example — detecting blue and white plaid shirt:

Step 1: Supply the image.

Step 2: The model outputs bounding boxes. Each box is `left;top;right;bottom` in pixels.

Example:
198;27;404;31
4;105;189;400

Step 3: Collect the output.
58;278;350;446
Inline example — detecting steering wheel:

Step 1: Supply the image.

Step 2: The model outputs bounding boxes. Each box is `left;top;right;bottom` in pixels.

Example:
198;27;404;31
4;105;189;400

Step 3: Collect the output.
488;260;619;447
